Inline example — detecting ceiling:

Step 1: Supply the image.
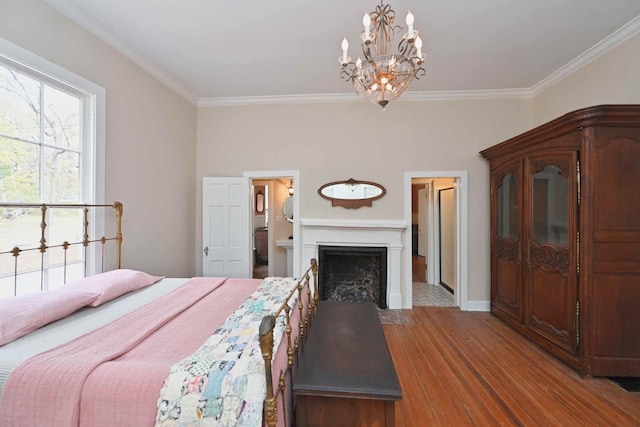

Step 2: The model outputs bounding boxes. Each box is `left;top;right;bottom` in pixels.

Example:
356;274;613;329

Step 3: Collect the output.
45;0;640;103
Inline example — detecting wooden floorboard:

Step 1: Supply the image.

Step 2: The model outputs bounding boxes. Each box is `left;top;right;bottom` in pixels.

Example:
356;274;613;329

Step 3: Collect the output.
384;307;640;427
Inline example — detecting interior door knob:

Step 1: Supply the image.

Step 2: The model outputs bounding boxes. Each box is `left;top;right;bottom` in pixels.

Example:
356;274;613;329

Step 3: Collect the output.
204;246;209;256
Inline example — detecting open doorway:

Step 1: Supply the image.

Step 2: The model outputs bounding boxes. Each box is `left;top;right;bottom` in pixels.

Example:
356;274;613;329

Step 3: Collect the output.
411;178;456;307
404;171;468;309
250;182;269;279
243;170;300;277
249;177;294;279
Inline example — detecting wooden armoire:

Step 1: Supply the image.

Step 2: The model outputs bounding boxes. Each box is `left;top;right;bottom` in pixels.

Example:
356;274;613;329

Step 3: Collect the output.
480;105;640;377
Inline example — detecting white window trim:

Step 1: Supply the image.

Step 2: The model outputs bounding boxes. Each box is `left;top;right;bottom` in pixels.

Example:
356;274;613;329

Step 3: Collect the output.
0;36;106;276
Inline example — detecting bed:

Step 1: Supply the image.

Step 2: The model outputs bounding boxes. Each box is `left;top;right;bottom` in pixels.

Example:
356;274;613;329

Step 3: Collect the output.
0;202;318;427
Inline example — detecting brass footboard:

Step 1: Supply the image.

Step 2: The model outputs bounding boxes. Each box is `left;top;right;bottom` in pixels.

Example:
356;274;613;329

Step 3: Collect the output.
259;258;319;427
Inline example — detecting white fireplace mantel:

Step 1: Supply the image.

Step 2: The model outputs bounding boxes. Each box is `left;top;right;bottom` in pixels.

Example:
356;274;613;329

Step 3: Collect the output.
301;218;406;230
300;218;406;309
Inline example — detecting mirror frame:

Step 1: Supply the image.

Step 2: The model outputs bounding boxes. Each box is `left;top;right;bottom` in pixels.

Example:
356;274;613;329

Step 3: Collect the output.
317;178;387;209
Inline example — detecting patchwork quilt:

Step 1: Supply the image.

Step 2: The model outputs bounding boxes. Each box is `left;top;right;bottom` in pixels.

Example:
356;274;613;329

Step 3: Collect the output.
155;277;300;427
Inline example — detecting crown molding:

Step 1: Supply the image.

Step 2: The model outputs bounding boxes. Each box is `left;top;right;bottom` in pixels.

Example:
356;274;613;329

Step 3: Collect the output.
401;88;533;101
198;88;533;107
198;93;360;107
532;13;640;96
45;0;198;105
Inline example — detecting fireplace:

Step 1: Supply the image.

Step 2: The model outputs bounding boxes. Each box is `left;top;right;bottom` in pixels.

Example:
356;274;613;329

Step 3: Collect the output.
318;245;388;309
301;219;404;308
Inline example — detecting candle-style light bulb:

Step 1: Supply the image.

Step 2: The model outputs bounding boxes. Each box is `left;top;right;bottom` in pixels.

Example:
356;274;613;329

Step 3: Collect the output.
341;37;349;63
406;11;415;35
415;36;423;59
363;13;371;39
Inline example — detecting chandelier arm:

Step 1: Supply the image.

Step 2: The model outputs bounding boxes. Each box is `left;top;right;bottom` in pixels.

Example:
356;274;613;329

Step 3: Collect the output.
362;43;373;61
413;67;426;79
340;63;359;82
397;38;413;58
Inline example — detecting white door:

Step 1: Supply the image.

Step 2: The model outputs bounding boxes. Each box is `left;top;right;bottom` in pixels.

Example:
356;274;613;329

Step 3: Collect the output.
203;177;249;277
417;187;428;257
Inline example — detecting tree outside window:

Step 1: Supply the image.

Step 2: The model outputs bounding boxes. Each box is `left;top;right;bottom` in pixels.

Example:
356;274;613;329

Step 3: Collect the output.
0;61;86;296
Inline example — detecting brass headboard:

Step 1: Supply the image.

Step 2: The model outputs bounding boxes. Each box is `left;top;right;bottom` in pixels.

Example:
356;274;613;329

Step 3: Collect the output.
0;202;122;296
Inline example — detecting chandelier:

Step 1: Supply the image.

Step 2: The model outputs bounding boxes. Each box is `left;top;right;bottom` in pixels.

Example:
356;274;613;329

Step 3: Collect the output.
339;2;426;110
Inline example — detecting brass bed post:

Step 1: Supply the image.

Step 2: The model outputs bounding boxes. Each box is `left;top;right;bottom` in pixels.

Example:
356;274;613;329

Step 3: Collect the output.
83;206;89;277
284;304;294;369
114;202;123;269
39;205;48;290
11;247;20;296
259;315;277;427
278;371;287;427
62;241;70;284
305;273;312;333
297;284;305;345
311;258;319;312
100;236;107;272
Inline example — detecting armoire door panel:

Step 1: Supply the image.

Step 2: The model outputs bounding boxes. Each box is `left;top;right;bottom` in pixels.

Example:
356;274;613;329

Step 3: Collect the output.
593;134;640;233
492;164;522;321
495;248;520;319
524;154;578;354
592;275;640;359
529;266;573;349
593;242;640;273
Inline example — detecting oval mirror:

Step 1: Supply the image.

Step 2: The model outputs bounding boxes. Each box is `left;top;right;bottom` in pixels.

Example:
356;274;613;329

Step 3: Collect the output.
255;191;265;214
318;178;386;209
282;196;293;223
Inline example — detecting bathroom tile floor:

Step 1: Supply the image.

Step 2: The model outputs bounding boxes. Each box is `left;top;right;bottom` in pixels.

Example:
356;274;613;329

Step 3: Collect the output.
412;282;455;307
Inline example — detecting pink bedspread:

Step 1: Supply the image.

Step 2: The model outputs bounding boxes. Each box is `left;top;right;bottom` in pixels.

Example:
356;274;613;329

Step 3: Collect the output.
0;277;262;427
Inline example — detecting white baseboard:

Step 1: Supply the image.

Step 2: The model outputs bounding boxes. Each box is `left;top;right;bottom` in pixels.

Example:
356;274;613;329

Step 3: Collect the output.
465;300;491;312
388;292;403;310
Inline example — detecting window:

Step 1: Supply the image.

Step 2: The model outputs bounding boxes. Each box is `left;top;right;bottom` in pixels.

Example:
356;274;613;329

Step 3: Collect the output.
0;39;105;296
0;62;84;203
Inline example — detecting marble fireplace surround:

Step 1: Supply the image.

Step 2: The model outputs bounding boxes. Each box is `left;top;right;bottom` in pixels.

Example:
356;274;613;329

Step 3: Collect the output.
301;219;405;309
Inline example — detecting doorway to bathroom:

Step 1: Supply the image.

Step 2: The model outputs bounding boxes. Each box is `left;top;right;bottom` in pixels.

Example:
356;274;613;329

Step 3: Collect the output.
246;170;299;279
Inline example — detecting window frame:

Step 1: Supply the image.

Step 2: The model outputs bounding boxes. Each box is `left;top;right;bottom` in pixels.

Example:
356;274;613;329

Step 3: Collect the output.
0;36;106;281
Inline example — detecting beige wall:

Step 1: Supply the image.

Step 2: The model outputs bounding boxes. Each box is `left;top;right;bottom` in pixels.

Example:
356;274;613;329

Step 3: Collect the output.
0;0;198;277
197;99;532;301
532;32;640;125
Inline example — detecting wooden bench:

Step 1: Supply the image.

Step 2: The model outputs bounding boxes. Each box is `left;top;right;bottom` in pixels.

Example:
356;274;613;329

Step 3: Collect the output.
293;301;402;427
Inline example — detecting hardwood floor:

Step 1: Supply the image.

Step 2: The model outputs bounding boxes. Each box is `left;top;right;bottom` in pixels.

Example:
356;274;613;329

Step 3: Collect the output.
384;307;640;426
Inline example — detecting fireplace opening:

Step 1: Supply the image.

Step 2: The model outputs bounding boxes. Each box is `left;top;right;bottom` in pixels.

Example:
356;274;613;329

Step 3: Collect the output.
318;245;388;309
